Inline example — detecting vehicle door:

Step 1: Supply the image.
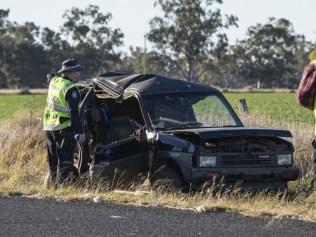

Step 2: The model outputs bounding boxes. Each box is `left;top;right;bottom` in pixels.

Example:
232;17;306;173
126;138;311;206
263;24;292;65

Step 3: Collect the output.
95;115;149;182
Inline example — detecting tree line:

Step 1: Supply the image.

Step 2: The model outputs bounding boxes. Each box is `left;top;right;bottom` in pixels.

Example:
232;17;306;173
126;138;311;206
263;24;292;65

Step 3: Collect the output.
0;0;313;89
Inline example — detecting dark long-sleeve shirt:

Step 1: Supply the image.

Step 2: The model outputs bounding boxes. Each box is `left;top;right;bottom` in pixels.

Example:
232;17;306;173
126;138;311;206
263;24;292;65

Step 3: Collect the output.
65;87;83;134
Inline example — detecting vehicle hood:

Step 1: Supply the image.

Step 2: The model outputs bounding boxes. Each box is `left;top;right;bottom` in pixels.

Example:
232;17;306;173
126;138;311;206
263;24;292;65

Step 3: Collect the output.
167;127;292;139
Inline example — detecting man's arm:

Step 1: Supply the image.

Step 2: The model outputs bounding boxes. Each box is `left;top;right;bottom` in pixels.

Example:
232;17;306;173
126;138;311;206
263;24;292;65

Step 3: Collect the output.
65;88;83;134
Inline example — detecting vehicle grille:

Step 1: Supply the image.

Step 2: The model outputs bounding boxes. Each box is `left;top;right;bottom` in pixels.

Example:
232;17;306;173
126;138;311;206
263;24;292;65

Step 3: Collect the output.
222;155;273;166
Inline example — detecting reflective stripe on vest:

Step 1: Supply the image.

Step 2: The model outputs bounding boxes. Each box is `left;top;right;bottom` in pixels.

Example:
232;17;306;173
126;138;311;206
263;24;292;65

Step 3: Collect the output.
43;120;71;131
43;76;78;131
46;100;70;113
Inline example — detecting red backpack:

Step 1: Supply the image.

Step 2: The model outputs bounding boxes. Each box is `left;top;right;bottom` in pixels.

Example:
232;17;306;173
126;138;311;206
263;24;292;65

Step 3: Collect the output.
296;63;316;110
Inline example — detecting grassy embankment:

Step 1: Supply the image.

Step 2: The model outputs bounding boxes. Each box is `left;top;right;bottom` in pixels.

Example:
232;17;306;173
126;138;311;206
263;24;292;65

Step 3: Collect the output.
1;93;316;221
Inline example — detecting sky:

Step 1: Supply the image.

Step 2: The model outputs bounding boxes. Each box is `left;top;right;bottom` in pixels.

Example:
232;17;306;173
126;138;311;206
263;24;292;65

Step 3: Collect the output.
1;0;316;50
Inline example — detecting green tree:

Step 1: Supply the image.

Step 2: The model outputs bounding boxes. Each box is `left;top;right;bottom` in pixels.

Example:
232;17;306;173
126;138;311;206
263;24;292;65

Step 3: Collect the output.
0;9;10;87
148;0;237;82
0;12;49;88
61;5;124;76
40;27;72;73
231;18;306;88
7;23;49;87
121;46;180;77
0;9;9;30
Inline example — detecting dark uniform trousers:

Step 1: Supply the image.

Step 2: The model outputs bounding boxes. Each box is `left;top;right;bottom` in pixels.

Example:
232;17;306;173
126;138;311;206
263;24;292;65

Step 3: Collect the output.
46;127;78;184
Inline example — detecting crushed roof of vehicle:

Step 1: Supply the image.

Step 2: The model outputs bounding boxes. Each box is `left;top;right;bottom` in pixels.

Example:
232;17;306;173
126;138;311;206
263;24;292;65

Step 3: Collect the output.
79;72;221;99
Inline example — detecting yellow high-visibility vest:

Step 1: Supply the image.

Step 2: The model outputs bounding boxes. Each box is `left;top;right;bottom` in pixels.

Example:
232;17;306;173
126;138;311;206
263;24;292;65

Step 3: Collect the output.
43;76;79;131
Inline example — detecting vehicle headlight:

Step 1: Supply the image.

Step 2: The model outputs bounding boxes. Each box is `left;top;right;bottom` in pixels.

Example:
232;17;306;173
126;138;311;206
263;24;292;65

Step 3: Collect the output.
199;156;217;167
277;154;292;165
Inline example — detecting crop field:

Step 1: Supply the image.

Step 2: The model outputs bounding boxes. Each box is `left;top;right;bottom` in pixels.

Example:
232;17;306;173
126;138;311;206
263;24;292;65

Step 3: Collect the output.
225;92;314;125
0;95;46;121
0;93;313;125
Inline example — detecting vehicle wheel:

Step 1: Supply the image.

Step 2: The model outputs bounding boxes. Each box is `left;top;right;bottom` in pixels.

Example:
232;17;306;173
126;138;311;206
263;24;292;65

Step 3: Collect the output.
151;166;187;193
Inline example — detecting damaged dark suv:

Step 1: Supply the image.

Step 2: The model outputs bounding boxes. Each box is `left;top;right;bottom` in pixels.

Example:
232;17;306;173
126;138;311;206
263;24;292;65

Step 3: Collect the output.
77;72;299;191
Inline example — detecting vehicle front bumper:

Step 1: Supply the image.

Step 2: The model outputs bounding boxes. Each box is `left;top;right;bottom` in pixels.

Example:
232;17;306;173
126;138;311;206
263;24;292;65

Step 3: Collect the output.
192;166;300;183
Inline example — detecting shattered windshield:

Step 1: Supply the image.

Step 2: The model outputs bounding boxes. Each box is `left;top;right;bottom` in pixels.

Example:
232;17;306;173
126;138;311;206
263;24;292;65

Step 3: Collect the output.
143;93;239;130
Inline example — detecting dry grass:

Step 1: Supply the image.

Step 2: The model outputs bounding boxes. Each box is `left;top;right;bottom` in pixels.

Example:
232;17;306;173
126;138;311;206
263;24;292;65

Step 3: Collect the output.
1;112;316;222
0;111;46;190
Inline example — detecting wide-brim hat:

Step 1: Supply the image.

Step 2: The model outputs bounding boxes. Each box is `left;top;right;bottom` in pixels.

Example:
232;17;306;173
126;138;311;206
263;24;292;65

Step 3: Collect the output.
57;58;83;73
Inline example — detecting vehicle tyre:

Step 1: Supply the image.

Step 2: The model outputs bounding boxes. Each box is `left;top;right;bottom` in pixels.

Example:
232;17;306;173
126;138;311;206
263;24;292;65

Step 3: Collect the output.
151;166;187;193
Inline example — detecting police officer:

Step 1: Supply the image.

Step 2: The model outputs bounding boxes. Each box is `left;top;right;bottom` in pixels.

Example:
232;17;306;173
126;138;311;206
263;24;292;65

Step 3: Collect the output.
43;59;85;186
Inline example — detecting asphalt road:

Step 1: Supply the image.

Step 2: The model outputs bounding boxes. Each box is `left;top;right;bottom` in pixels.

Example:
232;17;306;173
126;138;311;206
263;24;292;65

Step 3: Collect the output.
0;196;315;237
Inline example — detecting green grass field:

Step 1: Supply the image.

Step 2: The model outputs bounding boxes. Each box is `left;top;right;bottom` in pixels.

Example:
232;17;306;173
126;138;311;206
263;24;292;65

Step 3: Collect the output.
0;93;314;125
0;94;46;121
225;92;314;125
